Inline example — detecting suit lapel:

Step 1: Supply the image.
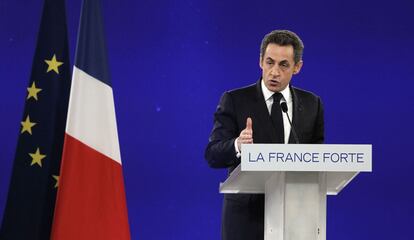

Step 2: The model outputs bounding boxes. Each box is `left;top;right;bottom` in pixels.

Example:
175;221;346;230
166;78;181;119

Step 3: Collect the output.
288;86;303;143
253;80;279;143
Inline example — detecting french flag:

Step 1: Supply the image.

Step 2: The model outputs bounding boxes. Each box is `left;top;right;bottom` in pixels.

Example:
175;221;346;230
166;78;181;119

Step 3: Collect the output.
51;0;131;239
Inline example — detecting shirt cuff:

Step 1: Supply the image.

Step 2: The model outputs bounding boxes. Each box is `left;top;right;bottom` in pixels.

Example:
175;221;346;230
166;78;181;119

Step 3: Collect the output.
234;137;241;158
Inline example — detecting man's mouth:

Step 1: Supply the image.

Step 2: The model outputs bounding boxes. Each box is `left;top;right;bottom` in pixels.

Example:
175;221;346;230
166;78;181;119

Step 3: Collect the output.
269;79;280;85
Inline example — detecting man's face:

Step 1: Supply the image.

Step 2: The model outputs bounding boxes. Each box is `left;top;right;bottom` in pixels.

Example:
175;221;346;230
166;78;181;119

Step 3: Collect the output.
260;43;303;92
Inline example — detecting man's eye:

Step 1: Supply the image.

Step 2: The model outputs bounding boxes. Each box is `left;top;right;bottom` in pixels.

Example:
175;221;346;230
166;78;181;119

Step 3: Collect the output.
267;61;274;65
280;63;289;68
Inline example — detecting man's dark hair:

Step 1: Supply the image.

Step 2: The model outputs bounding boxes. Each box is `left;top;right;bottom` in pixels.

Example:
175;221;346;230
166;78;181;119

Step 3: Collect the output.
260;30;304;64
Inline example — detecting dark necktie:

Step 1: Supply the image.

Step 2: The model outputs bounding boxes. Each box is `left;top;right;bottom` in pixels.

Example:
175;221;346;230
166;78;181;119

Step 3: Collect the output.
271;92;284;143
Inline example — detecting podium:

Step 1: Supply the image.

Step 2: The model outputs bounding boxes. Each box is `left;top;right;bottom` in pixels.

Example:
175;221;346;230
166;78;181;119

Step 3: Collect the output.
219;144;372;240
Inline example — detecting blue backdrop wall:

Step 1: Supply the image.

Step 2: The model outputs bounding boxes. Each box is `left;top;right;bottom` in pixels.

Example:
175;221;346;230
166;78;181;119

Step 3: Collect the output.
1;0;414;239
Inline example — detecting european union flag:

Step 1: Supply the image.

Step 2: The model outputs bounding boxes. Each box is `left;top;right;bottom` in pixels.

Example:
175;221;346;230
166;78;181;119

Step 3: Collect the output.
0;0;71;239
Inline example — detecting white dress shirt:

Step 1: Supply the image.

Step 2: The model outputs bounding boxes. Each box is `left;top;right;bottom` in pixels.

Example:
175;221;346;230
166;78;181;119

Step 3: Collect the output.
261;80;292;144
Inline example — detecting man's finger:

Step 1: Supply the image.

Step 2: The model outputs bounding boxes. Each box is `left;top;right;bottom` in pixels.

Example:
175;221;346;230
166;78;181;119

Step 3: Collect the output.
241;130;252;136
241;132;252;138
240;139;253;144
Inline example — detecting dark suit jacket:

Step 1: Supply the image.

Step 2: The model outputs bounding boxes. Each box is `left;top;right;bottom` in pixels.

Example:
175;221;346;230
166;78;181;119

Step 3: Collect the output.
204;79;324;240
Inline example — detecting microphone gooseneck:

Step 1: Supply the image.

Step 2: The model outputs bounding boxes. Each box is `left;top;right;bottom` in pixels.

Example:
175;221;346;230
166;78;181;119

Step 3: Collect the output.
280;102;299;144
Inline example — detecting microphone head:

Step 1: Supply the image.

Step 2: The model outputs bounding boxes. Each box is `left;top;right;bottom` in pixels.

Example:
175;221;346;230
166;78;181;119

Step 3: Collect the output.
280;102;288;113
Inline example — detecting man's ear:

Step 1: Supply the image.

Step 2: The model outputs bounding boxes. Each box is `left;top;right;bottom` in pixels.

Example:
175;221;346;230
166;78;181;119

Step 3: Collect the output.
259;56;263;69
293;60;303;75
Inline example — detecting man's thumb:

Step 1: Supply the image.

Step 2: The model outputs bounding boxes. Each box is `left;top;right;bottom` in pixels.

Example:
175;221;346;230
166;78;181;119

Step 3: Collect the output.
246;117;252;130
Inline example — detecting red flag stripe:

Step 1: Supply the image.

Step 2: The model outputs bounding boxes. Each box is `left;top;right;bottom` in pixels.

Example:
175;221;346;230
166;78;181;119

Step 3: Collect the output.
51;134;130;240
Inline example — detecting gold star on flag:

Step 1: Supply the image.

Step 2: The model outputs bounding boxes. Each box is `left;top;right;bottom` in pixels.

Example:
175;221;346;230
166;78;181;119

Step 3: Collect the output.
27;81;42;100
29;148;46;167
44;54;63;74
52;175;59;188
21;115;36;135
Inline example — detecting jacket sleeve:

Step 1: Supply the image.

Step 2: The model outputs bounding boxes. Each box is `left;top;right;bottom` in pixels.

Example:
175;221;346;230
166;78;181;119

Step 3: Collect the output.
312;96;324;144
204;92;240;168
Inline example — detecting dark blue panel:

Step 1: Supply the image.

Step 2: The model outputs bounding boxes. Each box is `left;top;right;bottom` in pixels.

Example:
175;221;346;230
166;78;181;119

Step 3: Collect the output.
2;0;414;239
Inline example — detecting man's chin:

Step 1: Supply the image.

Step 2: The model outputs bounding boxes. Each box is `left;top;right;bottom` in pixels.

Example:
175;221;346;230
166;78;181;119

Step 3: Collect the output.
266;85;283;93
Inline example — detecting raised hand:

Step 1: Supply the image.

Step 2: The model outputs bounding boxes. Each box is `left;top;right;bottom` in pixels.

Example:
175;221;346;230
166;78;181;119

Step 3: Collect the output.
237;117;253;151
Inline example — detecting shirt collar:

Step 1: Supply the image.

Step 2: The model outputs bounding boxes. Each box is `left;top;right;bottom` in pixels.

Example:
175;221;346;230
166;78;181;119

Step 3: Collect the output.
261;79;291;103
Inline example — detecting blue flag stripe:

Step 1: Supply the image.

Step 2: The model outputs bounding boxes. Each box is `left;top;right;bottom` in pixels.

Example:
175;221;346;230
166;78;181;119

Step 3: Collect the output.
75;0;111;86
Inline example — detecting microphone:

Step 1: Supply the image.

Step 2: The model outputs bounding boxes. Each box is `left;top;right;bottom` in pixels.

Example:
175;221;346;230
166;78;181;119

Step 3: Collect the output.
280;102;299;144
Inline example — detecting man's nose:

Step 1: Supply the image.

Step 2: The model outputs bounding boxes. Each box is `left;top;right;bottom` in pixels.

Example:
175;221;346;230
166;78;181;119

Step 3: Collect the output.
270;65;280;76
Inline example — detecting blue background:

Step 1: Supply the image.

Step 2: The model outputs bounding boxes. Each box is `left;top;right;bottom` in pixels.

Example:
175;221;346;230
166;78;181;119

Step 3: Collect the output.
1;0;414;239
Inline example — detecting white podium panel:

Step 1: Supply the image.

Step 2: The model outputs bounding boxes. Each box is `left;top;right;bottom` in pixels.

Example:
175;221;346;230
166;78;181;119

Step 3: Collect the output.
219;165;359;195
241;144;372;172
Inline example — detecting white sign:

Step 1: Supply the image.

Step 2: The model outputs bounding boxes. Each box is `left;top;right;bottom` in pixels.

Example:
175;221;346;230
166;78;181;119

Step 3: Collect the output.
241;144;372;172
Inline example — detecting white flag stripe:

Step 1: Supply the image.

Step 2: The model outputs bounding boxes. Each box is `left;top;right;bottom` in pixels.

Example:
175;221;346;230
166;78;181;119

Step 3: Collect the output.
66;66;122;164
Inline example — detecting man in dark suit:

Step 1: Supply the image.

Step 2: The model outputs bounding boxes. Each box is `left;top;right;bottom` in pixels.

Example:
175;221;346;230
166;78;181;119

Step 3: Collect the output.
205;30;324;240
